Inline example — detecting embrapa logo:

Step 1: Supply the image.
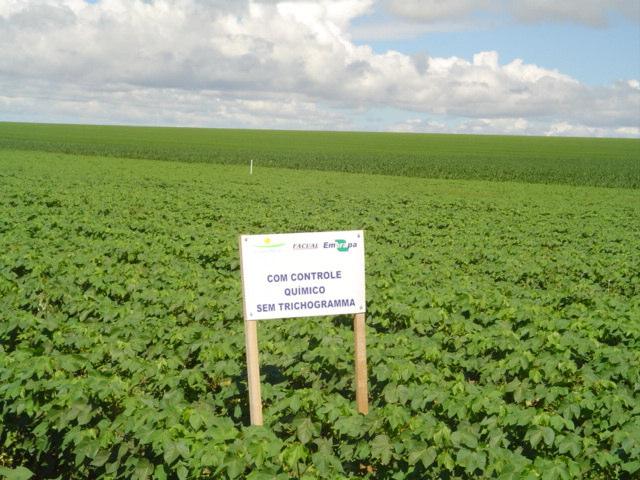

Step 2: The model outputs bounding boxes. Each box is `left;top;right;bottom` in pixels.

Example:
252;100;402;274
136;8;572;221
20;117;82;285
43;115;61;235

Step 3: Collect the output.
322;239;358;252
334;239;356;252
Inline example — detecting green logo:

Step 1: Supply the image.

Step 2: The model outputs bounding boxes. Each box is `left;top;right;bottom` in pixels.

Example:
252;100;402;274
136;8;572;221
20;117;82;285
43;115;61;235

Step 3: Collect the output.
335;239;350;252
256;237;285;249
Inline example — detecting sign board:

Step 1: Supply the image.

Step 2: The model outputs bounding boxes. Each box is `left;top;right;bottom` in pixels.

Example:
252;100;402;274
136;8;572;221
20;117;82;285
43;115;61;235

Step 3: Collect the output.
238;229;369;425
239;230;365;320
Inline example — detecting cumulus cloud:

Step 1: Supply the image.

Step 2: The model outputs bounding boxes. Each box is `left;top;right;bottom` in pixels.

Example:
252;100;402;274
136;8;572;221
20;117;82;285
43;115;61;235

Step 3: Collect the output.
387;117;640;138
386;0;489;23
384;0;640;26
0;77;350;130
509;0;640;26
0;0;638;136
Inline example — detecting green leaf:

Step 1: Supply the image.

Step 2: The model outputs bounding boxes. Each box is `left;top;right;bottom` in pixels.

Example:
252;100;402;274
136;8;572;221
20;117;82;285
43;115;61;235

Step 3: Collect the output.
224;458;245;479
541;463;569;480
91;449;111;467
408;447;437;469
163;442;179;465
437;451;455;471
105;461;120;474
312;438;343;475
296;417;315;444
246;472;279;480
163;439;189;465
175;440;190;459
153;465;167;480
371;435;393;465
200;450;225;466
133;458;154;480
542;427;555;447
452;430;478;449
176;464;188;480
282;443;307;470
527;428;543;449
549;415;565;431
188;411;203;430
456;448;486;474
557;435;580;458
0;466;34;480
622;460;640;474
334;415;365;437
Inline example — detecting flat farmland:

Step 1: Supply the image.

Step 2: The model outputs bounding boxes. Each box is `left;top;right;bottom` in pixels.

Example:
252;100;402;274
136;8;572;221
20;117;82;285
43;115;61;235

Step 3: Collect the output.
1;122;638;188
1;126;639;480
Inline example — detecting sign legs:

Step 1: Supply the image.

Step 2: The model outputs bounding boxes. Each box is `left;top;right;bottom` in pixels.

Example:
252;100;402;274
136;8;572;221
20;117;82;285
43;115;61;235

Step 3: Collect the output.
244;319;263;426
244;314;369;425
354;313;369;415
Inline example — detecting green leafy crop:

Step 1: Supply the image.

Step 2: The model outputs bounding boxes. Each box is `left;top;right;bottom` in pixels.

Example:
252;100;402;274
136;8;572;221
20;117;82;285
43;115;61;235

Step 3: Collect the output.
1;149;639;479
1;122;638;188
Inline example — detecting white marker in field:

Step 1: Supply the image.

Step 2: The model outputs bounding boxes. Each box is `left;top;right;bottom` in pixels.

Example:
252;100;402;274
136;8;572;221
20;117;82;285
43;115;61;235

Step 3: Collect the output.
239;230;368;425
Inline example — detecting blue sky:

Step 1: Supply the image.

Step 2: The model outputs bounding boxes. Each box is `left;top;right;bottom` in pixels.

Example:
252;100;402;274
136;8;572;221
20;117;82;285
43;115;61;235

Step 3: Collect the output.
353;12;639;86
1;0;638;137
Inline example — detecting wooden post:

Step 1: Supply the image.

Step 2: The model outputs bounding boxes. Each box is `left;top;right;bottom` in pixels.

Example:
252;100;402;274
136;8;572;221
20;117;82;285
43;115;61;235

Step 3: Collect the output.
244;319;263;426
353;312;369;414
239;235;262;426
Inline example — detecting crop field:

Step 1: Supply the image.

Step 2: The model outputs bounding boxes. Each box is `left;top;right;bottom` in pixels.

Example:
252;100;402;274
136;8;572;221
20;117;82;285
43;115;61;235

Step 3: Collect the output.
1;129;639;480
1;122;639;188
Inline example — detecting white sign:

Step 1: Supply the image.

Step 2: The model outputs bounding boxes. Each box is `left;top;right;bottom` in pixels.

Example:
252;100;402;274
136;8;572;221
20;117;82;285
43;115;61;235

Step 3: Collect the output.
239;230;365;320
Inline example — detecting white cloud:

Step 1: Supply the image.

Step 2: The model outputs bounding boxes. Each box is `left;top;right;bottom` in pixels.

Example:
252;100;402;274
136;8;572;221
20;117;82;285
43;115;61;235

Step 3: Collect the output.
545;122;640;137
384;0;640;26
0;77;350;130
509;0;640;26
386;0;489;23
0;0;638;137
387;117;639;138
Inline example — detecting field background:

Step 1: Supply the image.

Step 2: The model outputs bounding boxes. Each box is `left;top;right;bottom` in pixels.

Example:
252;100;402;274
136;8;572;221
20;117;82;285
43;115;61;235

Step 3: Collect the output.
1;122;639;188
1;124;639;480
